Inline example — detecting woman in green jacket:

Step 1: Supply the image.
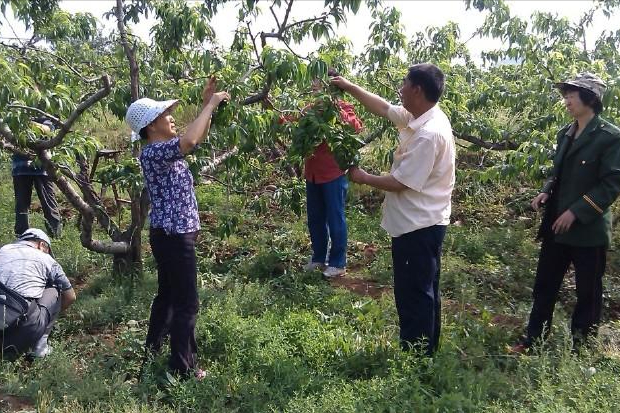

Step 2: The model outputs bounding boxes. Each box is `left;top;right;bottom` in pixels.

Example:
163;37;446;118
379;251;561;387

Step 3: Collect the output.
513;72;620;352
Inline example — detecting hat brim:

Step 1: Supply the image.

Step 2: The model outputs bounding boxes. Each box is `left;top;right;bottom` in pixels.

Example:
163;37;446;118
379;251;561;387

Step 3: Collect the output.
554;81;580;90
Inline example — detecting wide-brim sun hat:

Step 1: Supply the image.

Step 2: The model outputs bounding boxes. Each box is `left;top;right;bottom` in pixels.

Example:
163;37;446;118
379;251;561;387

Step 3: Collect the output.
18;228;54;256
125;98;179;142
554;72;607;100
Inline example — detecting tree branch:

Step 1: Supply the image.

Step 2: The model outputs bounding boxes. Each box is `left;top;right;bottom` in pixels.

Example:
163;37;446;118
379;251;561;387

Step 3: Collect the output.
282;13;330;32
242;74;273;106
0;136;29;157
37;149;129;254
7;105;64;129
33;74;112;150
246;21;262;64
279;1;294;33
115;0;140;101
454;132;519;150
201;147;239;174
0;121;17;143
7;43;101;83
364;124;389;145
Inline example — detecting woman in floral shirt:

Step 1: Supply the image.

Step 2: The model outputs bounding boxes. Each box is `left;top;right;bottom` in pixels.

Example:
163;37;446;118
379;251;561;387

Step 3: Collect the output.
126;78;229;379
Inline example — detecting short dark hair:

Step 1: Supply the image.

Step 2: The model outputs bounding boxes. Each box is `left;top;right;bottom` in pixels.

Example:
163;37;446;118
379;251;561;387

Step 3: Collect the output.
406;63;445;103
139;127;148;140
559;84;603;114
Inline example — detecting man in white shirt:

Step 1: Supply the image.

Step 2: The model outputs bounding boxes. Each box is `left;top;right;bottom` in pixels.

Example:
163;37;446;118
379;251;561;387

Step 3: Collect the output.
332;63;455;355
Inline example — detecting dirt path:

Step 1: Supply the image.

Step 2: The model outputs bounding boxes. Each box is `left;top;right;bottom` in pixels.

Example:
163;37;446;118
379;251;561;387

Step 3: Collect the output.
0;393;34;413
328;276;391;299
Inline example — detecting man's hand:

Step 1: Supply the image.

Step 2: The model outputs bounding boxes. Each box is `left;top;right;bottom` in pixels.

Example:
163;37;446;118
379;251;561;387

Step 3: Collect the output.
552;210;576;234
330;76;354;92
348;166;368;184
202;76;217;108
531;192;549;211
61;288;76;312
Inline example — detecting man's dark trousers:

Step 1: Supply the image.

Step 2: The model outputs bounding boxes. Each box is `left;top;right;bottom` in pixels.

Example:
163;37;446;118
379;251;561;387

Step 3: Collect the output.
1;287;61;357
392;225;446;356
526;238;606;346
146;229;200;375
13;175;62;236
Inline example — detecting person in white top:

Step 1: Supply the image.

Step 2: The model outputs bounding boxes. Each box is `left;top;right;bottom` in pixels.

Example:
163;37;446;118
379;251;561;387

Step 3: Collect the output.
332;63;455;355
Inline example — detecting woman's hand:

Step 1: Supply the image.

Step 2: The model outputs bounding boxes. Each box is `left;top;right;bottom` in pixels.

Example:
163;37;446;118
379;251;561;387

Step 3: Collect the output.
202;76;217;108
208;91;230;108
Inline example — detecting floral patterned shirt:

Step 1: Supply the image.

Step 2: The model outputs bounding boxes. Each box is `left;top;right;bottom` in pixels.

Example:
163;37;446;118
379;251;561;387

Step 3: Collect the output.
140;137;199;234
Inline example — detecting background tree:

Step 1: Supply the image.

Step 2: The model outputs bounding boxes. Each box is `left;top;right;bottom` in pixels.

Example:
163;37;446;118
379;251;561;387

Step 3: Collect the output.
0;0;619;273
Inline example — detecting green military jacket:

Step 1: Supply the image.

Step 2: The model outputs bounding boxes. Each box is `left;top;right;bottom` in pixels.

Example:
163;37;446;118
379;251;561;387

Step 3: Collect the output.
541;116;620;247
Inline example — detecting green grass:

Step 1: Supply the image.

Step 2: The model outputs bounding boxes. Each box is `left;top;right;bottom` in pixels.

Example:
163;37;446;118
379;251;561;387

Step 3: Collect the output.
2;156;620;412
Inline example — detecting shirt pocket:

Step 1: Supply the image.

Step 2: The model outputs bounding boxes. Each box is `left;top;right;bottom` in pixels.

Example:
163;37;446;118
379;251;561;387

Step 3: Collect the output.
575;158;599;179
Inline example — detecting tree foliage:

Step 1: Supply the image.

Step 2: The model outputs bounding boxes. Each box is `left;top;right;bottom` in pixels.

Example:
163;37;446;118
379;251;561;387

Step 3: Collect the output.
1;0;620;268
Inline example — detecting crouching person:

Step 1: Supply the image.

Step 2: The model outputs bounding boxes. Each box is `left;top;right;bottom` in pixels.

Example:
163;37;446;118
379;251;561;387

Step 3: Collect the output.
0;228;76;359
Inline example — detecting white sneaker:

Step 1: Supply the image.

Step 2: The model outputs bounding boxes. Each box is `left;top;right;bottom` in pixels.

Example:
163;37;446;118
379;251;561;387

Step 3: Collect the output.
32;334;53;358
322;266;346;278
303;260;326;271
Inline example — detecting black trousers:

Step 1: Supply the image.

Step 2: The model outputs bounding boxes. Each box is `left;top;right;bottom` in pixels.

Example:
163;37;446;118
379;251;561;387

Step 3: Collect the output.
526;238;606;346
392;225;446;356
145;229;200;375
13;175;62;237
1;288;61;358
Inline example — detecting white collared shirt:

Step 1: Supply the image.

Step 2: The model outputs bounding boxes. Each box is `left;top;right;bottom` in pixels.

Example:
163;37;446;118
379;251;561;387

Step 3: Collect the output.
381;105;455;237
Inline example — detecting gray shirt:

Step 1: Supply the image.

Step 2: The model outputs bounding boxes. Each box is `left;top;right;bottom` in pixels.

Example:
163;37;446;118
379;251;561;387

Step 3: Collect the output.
0;241;72;299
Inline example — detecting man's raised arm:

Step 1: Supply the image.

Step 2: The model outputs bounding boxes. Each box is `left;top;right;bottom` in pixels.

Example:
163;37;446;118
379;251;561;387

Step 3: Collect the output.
331;76;391;118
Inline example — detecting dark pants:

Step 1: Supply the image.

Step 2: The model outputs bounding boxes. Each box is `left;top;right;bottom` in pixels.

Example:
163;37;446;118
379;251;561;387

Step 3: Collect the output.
392;225;446;356
146;229;200;375
306;175;348;268
526;238;606;346
13;175;62;237
1;288;60;358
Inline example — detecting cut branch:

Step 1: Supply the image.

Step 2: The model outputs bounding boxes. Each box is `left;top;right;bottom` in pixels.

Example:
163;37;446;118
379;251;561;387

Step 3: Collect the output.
455;132;519;150
201;147;239;174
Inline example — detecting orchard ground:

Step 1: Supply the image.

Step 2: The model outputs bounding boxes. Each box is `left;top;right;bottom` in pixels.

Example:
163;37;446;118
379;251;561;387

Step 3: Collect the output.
2;125;620;412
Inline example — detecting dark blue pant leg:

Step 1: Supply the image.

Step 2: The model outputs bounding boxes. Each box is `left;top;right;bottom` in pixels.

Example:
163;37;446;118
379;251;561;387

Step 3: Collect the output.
306;180;328;264
392;225;446;355
323;175;348;268
13;175;33;236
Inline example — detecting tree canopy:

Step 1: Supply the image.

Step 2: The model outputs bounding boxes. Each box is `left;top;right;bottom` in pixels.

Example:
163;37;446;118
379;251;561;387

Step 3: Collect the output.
1;0;619;266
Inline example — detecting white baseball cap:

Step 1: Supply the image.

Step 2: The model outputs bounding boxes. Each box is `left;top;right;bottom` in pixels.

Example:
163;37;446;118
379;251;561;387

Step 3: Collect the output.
125;98;179;142
18;228;53;255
